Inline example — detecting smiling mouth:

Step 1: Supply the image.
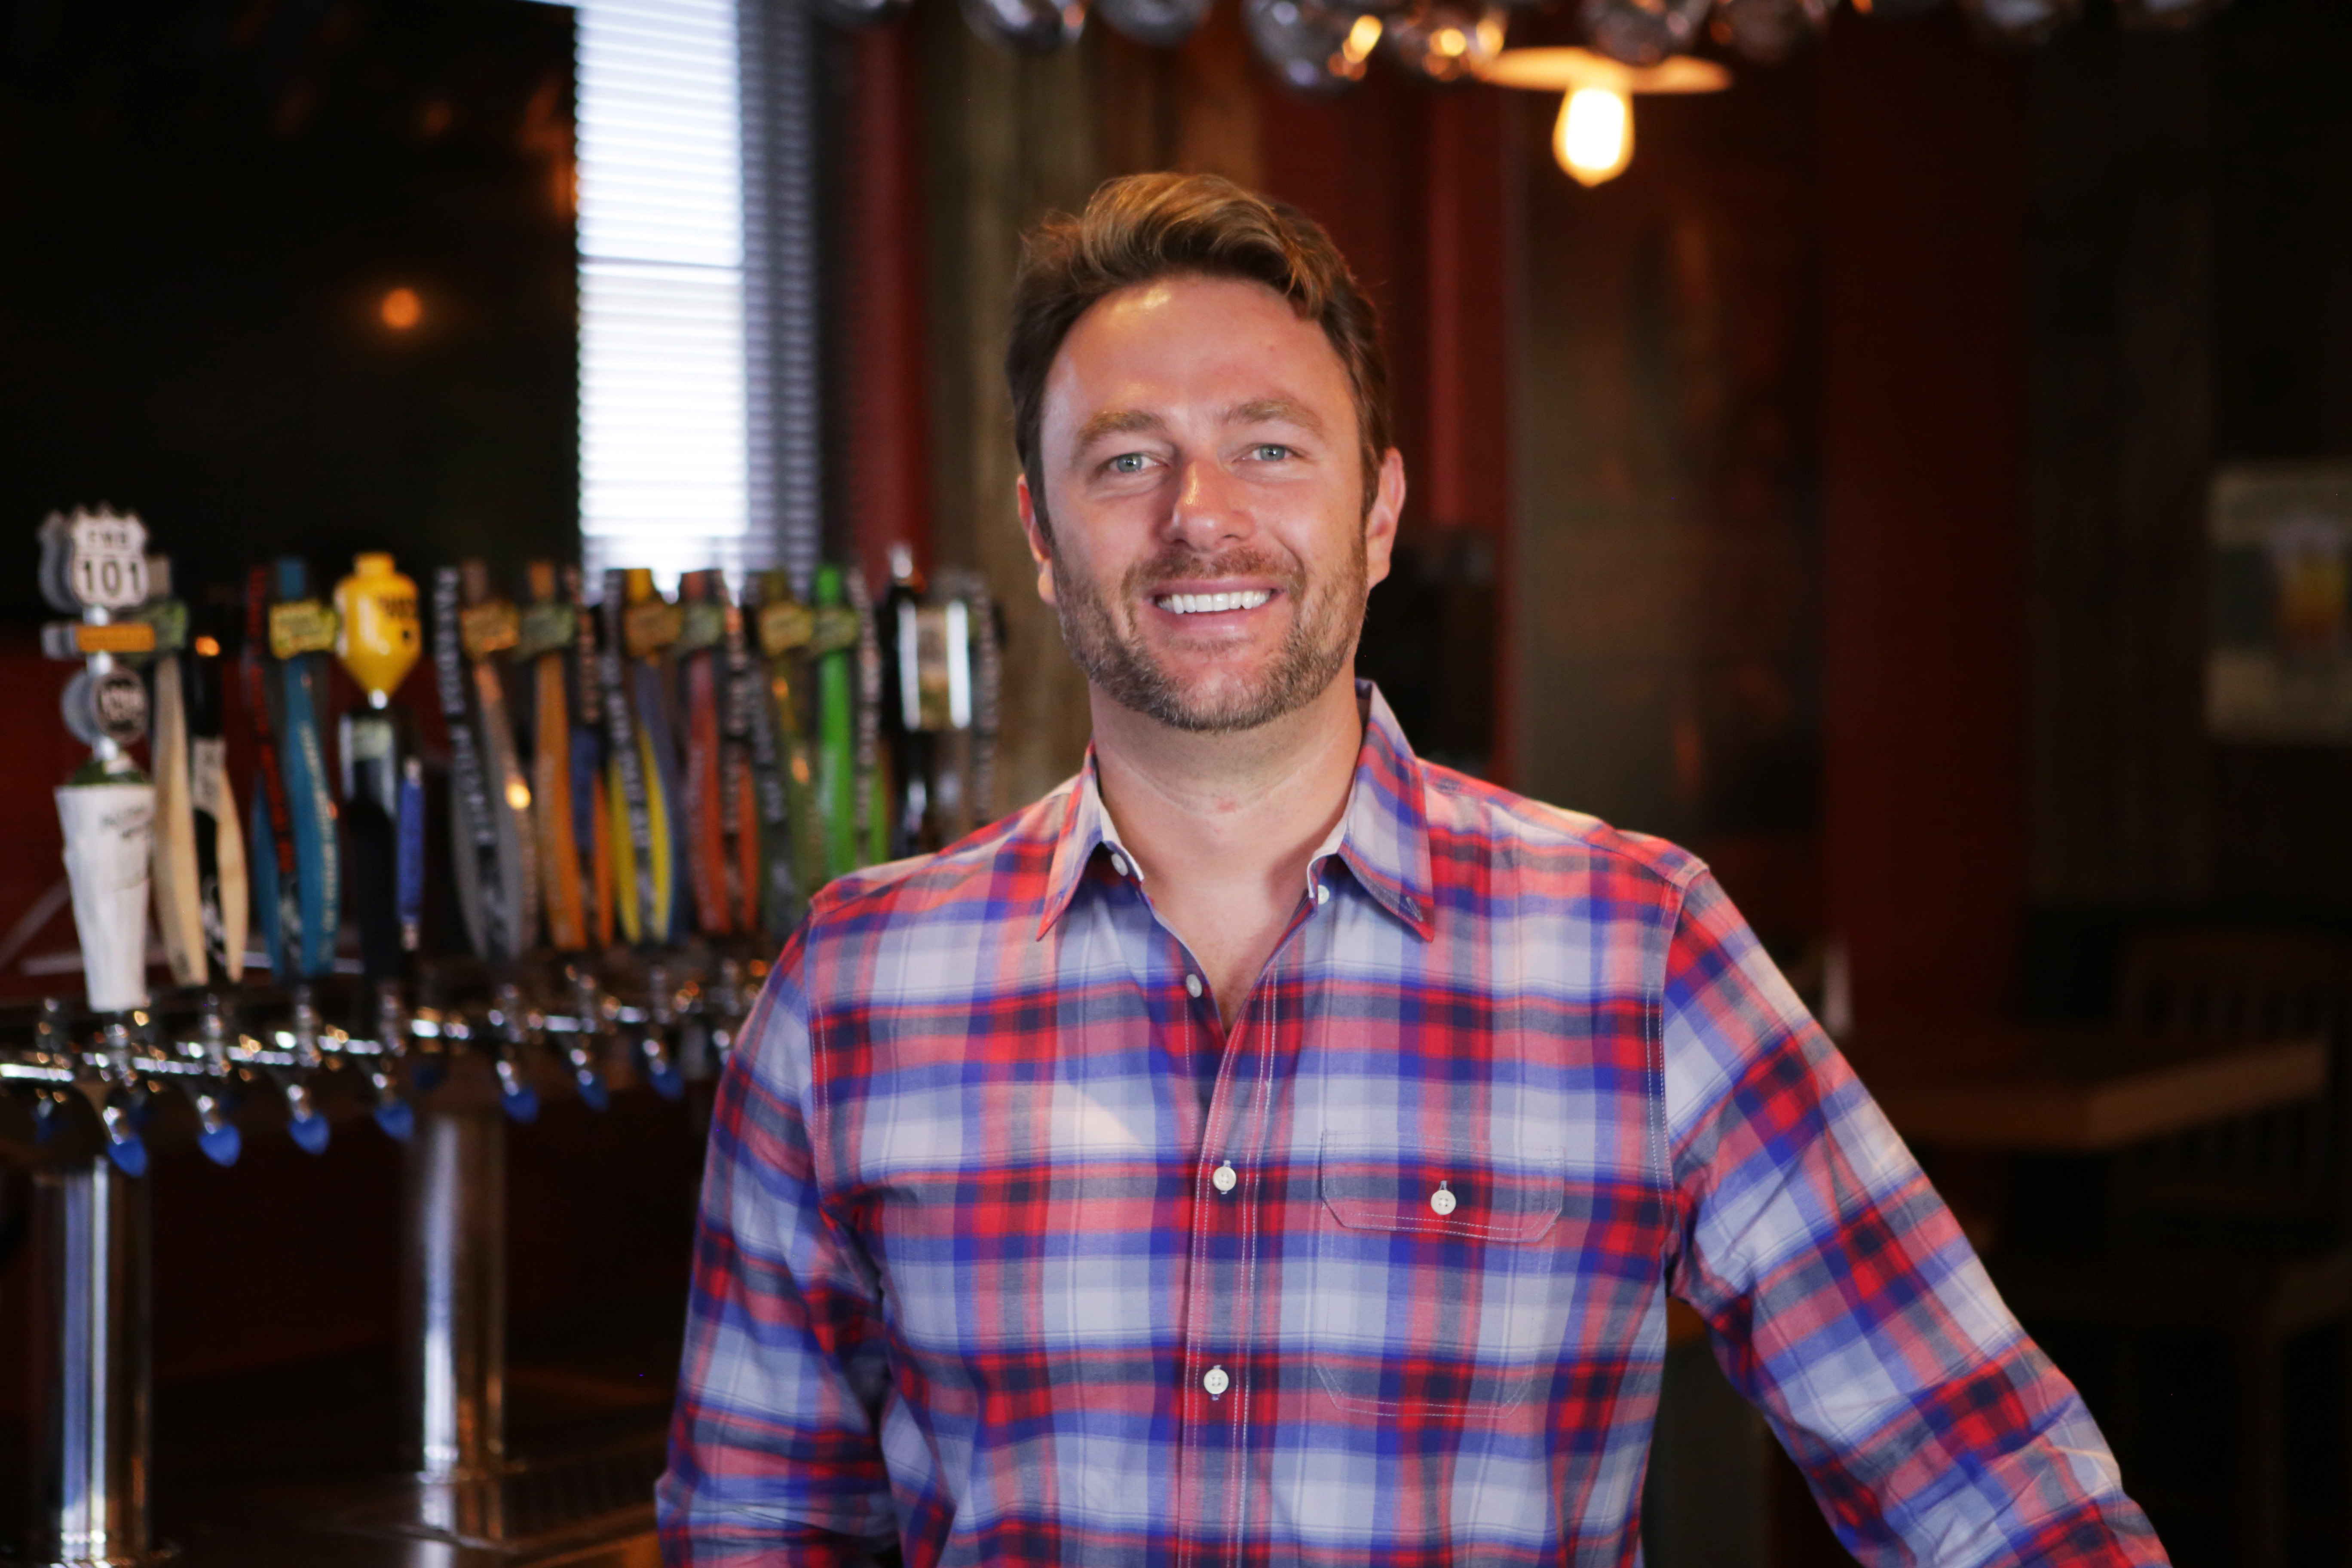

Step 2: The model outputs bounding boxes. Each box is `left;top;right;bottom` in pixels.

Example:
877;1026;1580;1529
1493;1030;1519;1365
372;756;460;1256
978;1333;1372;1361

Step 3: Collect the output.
1154;589;1273;615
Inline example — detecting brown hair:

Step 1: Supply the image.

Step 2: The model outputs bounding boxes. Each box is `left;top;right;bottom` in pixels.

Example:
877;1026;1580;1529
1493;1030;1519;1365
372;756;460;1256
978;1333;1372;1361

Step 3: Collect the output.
1006;172;1390;542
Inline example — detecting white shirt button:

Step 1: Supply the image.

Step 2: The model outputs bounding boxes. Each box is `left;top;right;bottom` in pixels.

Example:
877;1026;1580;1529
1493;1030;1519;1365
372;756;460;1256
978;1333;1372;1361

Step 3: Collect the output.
1185;973;1203;998
1212;1162;1237;1193
1314;882;1330;906
1109;852;1129;877
1430;1182;1457;1217
1202;1365;1230;1397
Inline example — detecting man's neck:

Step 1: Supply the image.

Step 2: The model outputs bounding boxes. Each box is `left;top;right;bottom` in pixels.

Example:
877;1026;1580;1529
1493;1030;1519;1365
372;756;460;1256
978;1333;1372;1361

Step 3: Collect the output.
1088;672;1364;1026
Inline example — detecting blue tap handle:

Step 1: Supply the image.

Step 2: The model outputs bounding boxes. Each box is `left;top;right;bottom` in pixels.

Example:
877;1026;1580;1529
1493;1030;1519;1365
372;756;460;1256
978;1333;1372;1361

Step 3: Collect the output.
101;1102;147;1177
273;558;340;978
374;1097;415;1142
198;1123;243;1167
395;757;427;952
287;1110;331;1155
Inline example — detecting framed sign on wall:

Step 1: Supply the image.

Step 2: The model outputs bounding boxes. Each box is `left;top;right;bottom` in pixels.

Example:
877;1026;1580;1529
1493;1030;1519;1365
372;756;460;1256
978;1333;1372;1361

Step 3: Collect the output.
2208;462;2352;744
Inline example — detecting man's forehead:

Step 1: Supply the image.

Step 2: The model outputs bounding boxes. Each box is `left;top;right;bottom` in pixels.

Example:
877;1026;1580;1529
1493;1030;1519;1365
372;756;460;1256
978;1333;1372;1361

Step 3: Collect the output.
1045;276;1354;436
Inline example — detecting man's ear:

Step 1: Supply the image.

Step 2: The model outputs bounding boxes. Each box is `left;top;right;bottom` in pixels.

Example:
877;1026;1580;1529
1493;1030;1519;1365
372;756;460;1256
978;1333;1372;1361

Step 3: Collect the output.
1017;472;1058;607
1363;447;1406;591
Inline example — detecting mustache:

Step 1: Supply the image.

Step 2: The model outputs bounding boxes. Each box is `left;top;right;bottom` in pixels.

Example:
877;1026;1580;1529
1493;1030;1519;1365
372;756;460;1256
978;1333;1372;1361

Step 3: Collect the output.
1120;546;1301;599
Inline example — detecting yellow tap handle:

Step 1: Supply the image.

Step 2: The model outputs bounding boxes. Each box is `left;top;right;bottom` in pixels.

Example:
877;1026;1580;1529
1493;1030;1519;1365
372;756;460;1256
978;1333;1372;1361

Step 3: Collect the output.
332;552;422;704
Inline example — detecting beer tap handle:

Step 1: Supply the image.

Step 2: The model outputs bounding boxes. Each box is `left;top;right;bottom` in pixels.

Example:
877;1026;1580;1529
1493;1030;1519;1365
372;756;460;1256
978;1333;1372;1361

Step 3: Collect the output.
96;1018;150;1177
281;983;331;1155
371;979;415;1142
98;1095;148;1177
187;991;242;1166
522;561;590;952
710;955;749;1062
189;1081;241;1167
678;570;731;937
490;980;541;1124
640;962;683;1101
41;508;159;1021
30;996;71;1144
559;962;610;1113
333;553;426;983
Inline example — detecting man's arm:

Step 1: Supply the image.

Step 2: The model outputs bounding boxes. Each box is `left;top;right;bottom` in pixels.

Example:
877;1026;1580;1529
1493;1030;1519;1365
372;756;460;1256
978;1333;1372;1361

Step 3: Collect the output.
1658;868;2166;1568
658;947;900;1566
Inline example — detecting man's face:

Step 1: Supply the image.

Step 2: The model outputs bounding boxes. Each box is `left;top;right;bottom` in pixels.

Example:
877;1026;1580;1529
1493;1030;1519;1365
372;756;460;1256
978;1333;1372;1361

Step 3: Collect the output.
1020;273;1402;734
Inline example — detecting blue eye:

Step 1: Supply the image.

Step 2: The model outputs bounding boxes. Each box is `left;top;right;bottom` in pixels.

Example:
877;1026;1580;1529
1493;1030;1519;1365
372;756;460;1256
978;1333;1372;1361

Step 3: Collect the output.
1252;444;1292;462
1109;453;1148;474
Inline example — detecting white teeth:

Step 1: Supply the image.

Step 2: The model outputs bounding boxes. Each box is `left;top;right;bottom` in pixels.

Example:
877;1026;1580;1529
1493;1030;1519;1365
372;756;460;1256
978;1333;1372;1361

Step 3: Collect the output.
1157;589;1272;615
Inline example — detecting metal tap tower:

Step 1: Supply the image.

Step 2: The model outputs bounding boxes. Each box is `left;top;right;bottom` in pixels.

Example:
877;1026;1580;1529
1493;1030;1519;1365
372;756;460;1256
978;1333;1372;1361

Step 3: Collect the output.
29;506;172;1567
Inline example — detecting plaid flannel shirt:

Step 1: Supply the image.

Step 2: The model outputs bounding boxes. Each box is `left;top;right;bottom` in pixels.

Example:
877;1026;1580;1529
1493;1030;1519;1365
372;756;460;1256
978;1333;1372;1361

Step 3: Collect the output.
660;683;2164;1567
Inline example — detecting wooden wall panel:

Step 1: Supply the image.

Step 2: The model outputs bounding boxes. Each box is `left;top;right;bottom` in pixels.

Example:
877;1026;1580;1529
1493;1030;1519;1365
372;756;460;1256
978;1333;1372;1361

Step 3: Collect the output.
1512;54;1825;948
1820;14;2030;1034
2024;31;2214;913
916;4;1101;811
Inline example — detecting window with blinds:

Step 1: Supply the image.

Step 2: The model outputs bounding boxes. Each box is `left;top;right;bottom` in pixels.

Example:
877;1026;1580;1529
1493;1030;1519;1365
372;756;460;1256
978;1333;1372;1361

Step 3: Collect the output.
570;0;756;586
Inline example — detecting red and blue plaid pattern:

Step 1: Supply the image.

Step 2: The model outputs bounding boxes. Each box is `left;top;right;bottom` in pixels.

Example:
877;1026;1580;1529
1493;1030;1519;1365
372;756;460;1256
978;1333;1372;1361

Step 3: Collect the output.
661;685;2165;1567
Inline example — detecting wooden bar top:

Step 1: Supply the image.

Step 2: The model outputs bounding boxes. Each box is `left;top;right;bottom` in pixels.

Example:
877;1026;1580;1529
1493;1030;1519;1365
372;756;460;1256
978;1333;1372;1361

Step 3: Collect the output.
1863;1025;2329;1154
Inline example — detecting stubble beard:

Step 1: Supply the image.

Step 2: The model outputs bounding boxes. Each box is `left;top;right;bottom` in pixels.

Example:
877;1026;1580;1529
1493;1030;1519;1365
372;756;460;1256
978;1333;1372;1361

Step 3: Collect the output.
1051;534;1368;735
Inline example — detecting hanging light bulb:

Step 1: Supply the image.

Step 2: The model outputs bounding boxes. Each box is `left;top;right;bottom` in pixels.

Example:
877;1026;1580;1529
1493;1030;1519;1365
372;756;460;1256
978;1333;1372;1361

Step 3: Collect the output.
1554;86;1632;184
1477;46;1727;187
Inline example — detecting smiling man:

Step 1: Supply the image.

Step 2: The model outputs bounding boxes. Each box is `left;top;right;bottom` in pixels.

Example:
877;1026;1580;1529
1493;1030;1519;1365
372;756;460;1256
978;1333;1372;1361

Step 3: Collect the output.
658;174;2165;1567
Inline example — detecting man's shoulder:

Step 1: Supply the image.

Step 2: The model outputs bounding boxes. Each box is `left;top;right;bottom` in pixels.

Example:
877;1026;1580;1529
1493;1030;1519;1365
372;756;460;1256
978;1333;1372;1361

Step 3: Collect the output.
801;780;1072;935
1416;759;1709;900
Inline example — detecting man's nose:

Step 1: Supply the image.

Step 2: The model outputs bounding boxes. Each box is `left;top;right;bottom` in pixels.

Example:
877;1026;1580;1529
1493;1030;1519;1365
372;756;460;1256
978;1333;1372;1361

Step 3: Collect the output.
1166;456;1253;547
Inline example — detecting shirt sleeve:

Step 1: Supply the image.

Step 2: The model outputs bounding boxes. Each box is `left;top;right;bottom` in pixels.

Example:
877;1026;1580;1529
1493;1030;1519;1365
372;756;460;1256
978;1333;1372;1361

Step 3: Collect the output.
1658;867;2168;1568
657;938;901;1566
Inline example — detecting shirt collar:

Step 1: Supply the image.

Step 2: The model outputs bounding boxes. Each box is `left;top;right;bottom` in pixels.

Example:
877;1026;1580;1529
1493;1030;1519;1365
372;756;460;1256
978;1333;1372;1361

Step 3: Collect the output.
1035;680;1436;943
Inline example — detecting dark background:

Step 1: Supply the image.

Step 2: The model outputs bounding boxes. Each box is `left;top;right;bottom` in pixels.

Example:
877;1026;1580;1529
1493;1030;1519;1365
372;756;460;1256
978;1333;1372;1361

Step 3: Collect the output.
0;0;579;620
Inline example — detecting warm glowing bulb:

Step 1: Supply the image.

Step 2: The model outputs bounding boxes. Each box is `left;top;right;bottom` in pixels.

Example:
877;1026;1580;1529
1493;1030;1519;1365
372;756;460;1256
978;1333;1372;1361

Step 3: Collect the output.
193;635;221;658
1343;12;1382;62
505;779;532;811
380;287;423;331
1553;87;1632;187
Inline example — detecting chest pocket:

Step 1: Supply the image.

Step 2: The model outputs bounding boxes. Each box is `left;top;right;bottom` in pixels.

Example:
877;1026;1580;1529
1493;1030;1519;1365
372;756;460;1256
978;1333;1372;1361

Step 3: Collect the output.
1311;1133;1574;1419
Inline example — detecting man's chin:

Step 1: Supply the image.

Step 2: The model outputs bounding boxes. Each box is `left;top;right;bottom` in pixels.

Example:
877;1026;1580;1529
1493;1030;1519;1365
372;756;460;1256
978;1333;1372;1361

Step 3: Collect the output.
1119;666;1334;735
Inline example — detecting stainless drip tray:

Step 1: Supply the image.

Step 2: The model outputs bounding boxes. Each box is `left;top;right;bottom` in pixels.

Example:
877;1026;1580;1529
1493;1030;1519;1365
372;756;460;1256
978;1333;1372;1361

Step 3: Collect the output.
324;1435;667;1558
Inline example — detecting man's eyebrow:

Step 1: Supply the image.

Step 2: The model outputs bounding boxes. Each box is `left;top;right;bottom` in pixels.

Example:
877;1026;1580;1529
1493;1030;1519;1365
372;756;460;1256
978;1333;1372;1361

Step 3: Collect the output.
1227;397;1325;434
1073;408;1165;449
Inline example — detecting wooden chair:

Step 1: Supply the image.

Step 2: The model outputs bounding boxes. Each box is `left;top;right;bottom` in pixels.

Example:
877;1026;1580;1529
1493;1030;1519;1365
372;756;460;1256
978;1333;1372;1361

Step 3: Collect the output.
1989;928;2352;1568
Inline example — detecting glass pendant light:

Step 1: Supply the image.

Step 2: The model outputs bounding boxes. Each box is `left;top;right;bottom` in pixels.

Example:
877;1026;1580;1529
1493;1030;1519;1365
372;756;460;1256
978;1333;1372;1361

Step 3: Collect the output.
1954;0;2080;43
1710;0;1831;62
1243;0;1385;95
810;0;916;26
1099;0;1216;46
1381;2;1508;84
1477;45;1727;186
960;0;1088;52
2117;0;2230;26
1577;0;1712;66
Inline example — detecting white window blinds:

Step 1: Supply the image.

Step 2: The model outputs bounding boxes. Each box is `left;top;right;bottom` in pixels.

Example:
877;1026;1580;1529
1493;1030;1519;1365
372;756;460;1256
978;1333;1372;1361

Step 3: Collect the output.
573;0;758;586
